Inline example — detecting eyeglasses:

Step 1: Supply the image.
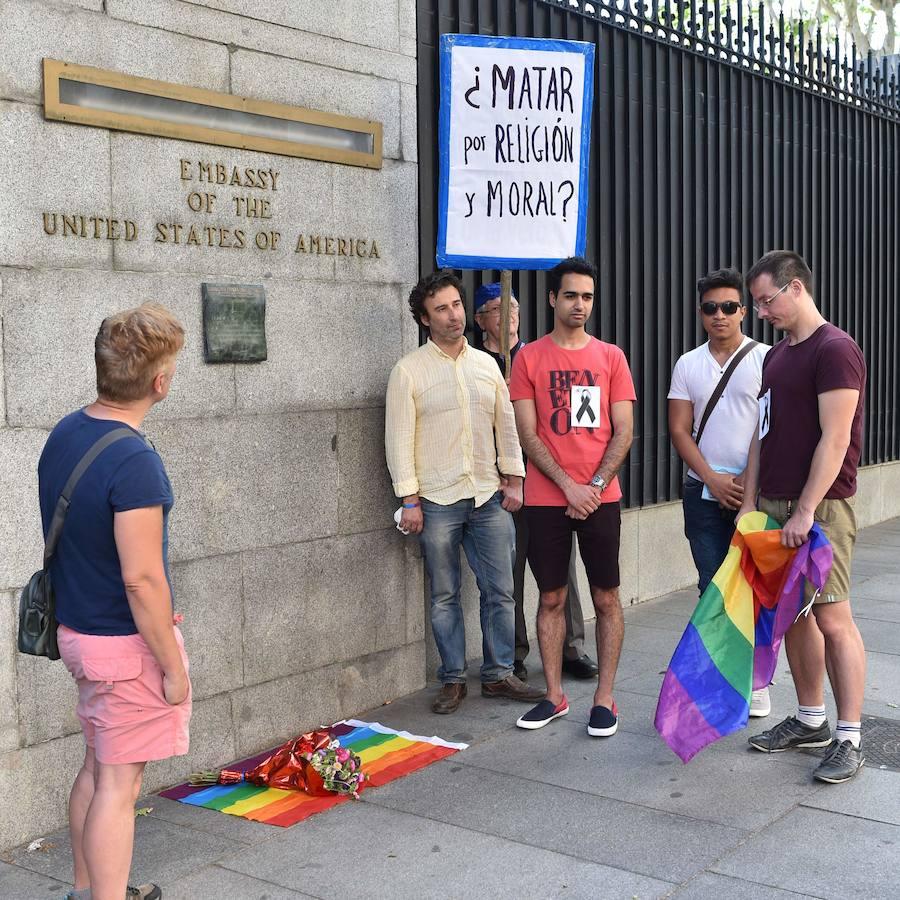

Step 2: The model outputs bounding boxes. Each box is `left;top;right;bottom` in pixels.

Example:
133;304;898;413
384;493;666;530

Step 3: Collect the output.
478;303;519;317
700;301;742;316
752;282;791;311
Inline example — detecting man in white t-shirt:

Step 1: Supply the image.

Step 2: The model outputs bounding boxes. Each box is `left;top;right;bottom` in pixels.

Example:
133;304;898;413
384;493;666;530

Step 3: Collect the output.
668;267;771;715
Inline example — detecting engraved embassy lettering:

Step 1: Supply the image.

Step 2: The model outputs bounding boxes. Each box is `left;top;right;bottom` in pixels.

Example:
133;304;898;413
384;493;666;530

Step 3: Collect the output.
180;159;280;191
43;213;138;241
40;159;385;262
295;235;380;258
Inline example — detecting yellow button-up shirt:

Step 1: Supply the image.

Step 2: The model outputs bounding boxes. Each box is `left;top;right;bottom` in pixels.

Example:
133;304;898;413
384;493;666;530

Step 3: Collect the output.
385;339;525;507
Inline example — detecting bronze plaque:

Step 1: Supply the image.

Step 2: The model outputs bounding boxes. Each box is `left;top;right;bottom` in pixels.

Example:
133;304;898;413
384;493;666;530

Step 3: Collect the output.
202;283;267;363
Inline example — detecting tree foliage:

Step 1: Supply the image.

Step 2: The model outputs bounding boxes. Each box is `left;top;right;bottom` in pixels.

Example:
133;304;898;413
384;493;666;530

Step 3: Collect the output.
760;0;898;55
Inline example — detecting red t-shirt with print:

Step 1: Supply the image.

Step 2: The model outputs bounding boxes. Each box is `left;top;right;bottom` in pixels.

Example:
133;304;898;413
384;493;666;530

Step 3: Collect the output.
509;334;637;506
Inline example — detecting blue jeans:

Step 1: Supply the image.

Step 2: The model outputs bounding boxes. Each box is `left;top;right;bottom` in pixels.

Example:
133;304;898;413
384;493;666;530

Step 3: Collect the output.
418;492;516;684
682;476;738;594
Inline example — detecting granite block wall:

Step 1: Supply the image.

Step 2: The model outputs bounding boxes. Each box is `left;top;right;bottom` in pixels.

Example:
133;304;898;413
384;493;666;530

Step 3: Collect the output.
0;0;421;849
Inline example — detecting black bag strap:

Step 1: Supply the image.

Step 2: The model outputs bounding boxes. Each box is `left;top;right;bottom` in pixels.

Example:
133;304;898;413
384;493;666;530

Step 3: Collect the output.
43;428;136;567
694;340;758;449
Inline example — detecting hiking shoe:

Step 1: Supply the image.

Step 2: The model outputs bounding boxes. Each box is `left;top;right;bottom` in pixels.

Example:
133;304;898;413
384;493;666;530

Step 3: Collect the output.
813;739;865;783
587;701;618;737
516;697;569;729
126;886;162;900
748;715;832;752
749;687;771;718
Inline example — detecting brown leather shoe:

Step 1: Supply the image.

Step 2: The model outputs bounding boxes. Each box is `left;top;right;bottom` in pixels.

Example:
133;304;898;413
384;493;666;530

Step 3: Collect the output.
481;674;545;702
432;682;467;714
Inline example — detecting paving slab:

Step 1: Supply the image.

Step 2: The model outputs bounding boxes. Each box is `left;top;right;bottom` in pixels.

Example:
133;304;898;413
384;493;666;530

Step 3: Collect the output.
853;572;900;604
852;594;900;623
163;865;317;899
863;651;900;705
362;755;747;883
456;722;824;830
711;806;900;898
367;691;527;744
623;604;695;632
142;795;279;847
855;616;900;655
799;766;900;826
219;801;673;900
6;814;245;888
670;872;823;899
0;860;68;900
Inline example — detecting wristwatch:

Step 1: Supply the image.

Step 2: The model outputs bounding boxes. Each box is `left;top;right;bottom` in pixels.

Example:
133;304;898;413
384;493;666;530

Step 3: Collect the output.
590;474;607;492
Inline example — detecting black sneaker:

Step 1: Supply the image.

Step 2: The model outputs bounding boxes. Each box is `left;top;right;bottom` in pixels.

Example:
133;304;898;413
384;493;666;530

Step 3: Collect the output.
748;715;832;753
516;697;569;730
813;739;865;783
587;701;618;737
126;885;162;899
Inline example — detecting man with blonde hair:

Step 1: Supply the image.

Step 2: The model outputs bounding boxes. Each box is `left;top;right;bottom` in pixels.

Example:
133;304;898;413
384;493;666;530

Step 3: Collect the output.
39;303;190;900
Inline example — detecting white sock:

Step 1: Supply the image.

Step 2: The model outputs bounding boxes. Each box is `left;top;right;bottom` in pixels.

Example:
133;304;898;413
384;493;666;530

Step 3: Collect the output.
835;720;861;748
797;704;827;728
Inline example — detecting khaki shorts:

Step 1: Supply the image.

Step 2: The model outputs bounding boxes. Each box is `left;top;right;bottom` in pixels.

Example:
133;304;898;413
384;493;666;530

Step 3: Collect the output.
757;495;857;604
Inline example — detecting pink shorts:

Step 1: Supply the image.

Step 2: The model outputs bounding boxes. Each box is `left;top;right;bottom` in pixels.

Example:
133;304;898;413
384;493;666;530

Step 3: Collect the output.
58;624;192;765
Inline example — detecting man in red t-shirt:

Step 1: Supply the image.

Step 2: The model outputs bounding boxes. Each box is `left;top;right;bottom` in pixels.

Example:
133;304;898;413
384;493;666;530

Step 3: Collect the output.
738;250;868;784
509;257;636;736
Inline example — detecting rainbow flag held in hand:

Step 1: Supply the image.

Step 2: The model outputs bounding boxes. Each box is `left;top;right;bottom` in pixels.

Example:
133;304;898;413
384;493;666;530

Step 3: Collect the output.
654;511;832;763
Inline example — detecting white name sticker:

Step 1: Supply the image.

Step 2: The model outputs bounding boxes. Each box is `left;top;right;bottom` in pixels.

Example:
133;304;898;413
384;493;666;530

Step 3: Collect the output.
571;385;601;429
758;388;772;439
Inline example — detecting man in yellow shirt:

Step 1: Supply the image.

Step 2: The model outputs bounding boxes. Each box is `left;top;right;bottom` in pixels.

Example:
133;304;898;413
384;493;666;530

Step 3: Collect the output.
386;271;545;715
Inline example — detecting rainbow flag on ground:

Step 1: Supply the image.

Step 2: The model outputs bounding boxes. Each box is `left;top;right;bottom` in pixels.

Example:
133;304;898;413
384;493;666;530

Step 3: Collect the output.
160;720;467;826
654;512;832;763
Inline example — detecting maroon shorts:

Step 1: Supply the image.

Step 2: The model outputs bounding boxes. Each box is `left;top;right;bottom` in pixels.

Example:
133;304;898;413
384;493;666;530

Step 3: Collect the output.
525;502;621;592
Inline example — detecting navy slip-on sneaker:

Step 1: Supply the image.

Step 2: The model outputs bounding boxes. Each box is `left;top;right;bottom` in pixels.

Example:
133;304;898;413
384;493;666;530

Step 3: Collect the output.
587;701;618;737
516;696;569;730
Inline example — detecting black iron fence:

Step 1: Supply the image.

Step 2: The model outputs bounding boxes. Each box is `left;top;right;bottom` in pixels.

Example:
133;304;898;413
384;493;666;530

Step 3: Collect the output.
416;0;900;508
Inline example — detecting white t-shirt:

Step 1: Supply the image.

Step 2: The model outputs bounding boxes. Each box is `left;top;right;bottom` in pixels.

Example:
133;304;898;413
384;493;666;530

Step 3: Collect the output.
668;336;770;482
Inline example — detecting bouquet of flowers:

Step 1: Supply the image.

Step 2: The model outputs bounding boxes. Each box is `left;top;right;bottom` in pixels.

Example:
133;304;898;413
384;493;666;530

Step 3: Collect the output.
189;728;365;799
302;740;366;798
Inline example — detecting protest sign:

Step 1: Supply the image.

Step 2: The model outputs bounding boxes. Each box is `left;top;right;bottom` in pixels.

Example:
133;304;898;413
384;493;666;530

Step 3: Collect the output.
436;34;594;270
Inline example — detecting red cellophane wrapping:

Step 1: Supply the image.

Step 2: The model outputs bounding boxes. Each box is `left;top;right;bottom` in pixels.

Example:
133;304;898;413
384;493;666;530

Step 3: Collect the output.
243;729;333;796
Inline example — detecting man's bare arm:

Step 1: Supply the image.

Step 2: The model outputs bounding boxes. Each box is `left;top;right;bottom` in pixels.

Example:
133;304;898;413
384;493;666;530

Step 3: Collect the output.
782;388;858;548
736;430;760;521
115;506;189;705
594;400;634;486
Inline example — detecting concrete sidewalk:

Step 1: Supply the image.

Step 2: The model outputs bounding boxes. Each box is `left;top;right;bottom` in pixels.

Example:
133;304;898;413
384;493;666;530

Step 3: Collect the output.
2;518;899;900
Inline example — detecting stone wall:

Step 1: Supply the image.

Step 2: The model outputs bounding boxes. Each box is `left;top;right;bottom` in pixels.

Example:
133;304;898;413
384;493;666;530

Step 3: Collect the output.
0;0;421;848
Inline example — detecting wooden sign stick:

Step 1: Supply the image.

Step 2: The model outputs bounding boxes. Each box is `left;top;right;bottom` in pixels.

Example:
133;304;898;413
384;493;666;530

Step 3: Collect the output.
500;269;512;384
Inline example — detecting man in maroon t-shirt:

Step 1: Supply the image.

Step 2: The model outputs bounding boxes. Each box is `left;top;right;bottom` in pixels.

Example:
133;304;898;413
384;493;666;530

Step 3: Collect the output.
738;250;867;784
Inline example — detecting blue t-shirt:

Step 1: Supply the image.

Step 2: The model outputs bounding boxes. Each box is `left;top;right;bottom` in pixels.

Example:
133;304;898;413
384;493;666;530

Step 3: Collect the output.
38;409;174;635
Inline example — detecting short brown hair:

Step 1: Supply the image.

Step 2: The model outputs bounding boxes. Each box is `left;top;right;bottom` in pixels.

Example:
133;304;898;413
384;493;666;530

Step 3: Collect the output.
95;303;185;402
407;271;465;328
745;250;813;296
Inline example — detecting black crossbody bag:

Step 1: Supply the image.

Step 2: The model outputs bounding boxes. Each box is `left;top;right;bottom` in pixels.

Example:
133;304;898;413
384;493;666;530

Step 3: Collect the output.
693;340;759;448
18;428;134;660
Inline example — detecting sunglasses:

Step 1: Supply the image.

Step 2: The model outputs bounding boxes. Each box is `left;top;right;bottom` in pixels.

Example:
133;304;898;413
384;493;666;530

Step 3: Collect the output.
700;301;743;316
